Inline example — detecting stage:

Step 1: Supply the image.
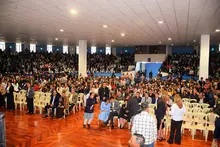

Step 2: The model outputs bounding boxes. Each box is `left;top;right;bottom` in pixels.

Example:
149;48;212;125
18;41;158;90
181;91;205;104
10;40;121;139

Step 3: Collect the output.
1;105;212;147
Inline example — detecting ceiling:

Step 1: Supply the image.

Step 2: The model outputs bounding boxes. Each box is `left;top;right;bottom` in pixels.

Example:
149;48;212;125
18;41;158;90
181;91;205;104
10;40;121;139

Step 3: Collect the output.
0;0;220;47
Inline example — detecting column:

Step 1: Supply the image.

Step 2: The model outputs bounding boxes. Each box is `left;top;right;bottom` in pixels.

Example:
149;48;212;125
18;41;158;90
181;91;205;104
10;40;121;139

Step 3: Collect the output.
199;35;210;79
78;40;87;77
112;47;116;56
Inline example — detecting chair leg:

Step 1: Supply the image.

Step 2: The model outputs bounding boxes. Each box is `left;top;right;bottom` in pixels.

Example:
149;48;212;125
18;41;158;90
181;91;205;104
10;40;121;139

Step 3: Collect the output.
118;119;120;128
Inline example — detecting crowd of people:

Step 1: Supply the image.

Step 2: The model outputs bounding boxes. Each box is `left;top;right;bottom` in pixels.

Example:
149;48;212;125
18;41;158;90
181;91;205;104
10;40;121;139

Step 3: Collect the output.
161;54;199;76
0;71;220;146
209;52;220;78
0;50;135;74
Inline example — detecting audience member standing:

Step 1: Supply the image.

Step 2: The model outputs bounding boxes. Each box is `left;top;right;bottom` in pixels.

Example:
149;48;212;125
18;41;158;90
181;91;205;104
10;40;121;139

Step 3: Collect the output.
98;82;109;101
127;94;141;123
155;95;167;141
26;81;34;114
83;92;96;129
6;81;15;111
167;96;185;145
131;102;157;147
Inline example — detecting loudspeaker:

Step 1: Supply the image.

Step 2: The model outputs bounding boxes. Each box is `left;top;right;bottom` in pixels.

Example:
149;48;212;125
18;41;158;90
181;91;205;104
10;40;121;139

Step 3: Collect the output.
0;112;6;147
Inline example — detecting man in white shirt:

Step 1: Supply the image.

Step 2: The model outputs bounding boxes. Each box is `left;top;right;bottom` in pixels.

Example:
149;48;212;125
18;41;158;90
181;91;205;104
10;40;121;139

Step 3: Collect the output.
131;102;157;147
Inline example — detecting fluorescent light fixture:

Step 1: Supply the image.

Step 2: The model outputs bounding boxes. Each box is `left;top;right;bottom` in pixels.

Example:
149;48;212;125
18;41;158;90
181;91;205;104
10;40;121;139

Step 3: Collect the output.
103;25;108;28
60;29;64;32
121;33;125;36
168;38;172;40
216;29;220;32
55;38;58;40
112;40;114;42
70;9;77;14
158;21;163;24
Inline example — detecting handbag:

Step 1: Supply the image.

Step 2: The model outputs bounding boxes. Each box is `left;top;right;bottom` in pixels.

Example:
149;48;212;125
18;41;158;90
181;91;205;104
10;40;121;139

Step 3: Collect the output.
128;133;145;147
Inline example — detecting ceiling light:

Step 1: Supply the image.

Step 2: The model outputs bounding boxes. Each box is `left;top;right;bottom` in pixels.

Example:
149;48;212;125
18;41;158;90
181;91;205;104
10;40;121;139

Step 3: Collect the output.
158;21;164;24
112;40;114;42
55;38;58;40
70;9;77;14
216;29;220;32
103;25;108;28
121;33;125;36
159;42;161;44
168;38;172;40
24;41;26;43
194;40;196;42
60;29;64;32
126;45;127;46
187;44;189;45
171;44;174;46
36;42;37;43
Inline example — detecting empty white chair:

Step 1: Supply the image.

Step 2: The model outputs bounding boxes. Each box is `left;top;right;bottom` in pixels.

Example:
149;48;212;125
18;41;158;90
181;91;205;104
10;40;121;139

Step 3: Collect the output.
193;113;207;140
205;113;219;141
182;112;195;139
77;93;84;110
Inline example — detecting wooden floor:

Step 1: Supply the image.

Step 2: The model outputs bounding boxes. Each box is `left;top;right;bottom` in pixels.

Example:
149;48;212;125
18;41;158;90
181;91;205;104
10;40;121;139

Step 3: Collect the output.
2;105;213;147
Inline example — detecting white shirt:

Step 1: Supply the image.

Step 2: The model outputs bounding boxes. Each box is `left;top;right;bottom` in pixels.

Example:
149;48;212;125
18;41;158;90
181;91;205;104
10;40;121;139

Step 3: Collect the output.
12;83;19;92
169;104;186;121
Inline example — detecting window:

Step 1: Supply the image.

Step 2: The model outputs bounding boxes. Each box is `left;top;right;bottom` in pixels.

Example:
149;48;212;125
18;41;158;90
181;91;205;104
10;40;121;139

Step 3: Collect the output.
30;44;36;52
76;46;79;54
91;46;96;54
0;42;5;51
16;43;22;52
106;47;111;55
63;46;68;54
47;45;52;53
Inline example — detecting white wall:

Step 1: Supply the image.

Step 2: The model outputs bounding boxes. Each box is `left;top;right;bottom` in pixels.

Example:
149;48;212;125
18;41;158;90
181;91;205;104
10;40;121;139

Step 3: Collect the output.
135;54;167;62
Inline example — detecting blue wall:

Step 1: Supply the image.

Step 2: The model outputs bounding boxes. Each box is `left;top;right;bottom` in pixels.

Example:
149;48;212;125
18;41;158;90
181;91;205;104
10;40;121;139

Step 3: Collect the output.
172;46;194;54
116;47;135;55
145;63;162;78
36;45;47;52
5;43;16;52
52;46;63;53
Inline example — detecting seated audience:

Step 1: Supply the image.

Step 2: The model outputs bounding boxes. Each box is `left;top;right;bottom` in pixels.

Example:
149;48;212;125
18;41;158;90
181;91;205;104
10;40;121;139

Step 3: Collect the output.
44;90;59;118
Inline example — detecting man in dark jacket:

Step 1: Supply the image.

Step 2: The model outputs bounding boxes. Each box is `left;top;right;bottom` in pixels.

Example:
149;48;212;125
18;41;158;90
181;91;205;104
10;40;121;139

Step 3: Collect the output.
127;95;141;123
98;82;109;101
44;90;59;118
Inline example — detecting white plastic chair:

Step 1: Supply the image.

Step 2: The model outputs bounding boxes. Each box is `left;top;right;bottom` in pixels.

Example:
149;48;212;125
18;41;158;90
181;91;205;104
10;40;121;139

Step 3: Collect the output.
182;112;195;139
182;98;190;103
77;93;84;110
193;113;207;140
205;113;219;141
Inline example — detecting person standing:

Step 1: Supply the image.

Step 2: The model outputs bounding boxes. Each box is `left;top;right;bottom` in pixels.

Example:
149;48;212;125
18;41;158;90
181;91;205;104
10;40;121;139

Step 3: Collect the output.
131;102;157;147
155;96;167;141
98;82;110;101
6;81;15;111
83;92;96;129
26;81;34;114
167;96;186;145
127;94;141;123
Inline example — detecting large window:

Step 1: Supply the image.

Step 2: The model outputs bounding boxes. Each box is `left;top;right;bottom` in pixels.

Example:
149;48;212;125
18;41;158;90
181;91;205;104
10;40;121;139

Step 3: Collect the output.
76;46;79;54
16;43;22;52
91;46;96;54
30;44;36;52
47;45;52;53
0;42;5;51
106;47;111;55
63;46;68;54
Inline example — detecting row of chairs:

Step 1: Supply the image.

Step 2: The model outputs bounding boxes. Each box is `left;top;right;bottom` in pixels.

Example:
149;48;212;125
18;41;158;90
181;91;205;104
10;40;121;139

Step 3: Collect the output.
182;112;219;141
